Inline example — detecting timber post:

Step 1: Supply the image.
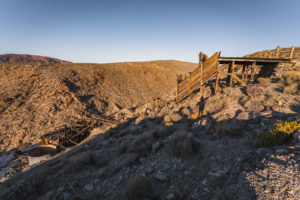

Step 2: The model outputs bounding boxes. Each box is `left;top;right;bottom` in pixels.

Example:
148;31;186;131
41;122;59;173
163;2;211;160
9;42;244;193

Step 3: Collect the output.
242;65;246;80
229;61;235;86
276;46;280;58
251;62;256;82
289;46;295;59
188;72;191;99
199;52;203;85
176;74;178;102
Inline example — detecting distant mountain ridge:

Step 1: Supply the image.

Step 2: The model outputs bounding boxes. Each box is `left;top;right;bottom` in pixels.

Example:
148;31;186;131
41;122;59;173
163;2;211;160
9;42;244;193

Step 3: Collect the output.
0;54;70;63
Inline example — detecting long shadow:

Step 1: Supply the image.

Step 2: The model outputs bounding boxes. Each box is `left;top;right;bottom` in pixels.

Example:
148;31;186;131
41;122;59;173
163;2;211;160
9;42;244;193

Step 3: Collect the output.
0;103;299;200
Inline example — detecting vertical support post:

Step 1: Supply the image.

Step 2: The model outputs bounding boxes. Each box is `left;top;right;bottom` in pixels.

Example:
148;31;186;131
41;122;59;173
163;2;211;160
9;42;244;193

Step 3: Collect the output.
251;62;256;82
242;65;246;80
289;46;295;59
214;61;220;94
176;74;178;102
276;46;280;58
188;73;191;99
199;52;203;85
226;63;232;85
215;73;220;94
230;61;235;86
245;67;249;84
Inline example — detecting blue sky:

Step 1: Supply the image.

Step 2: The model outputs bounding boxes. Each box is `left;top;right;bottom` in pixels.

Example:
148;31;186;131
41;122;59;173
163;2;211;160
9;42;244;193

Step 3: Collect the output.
0;0;299;63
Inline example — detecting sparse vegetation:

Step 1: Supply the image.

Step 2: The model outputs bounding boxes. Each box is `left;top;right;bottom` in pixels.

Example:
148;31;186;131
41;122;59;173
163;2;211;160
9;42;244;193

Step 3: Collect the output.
281;71;300;95
257;77;271;84
169;132;198;158
125;176;153;200
257;121;300;147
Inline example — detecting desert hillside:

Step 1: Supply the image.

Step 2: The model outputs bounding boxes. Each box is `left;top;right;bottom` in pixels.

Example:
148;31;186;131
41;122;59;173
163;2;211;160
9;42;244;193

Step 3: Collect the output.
0;49;299;200
0;60;197;151
245;46;300;58
0;54;70;63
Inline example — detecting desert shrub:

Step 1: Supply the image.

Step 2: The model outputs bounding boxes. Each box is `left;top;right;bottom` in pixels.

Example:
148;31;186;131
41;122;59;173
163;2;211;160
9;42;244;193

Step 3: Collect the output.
69;151;106;169
257;121;300;147
204;95;226;114
169;132;198;158
180;107;191;116
117;133;153;157
125;176;153;200
281;71;300;95
215;120;244;137
257;77;271;84
164;112;182;124
117;141;128;155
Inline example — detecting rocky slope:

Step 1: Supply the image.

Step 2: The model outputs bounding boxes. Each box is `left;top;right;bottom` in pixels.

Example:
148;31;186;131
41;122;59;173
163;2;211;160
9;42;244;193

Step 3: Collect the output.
0;54;299;199
0;61;197;151
245;46;300;59
0;54;70;63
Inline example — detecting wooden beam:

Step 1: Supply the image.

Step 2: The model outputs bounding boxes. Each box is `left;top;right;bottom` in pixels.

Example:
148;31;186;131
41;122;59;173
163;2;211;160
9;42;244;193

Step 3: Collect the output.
230;61;235;86
251;62;256;82
245;67;249;84
215;73;220;94
276;46;280;58
176;75;178;102
218;57;291;64
199;52;203;85
188;73;191;100
289;46;295;59
242;65;246;80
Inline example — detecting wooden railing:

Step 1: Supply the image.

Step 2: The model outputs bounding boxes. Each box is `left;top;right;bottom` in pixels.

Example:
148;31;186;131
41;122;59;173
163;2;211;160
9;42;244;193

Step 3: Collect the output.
176;52;220;102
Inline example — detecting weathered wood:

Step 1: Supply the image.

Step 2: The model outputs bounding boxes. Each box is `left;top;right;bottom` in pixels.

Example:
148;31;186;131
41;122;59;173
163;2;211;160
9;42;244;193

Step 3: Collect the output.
290;46;295;59
245;67;249;83
251;62;256;81
176;52;219;102
230;61;236;86
215;73;220;94
276;46;280;58
219;57;291;64
176;75;178;102
242;65;246;80
188;73;191;99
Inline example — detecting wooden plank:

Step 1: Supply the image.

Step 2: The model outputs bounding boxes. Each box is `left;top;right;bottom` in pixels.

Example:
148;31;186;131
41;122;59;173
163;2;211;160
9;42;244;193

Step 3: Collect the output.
290;46;295;59
176;52;219;102
276;46;280;58
219;57;291;64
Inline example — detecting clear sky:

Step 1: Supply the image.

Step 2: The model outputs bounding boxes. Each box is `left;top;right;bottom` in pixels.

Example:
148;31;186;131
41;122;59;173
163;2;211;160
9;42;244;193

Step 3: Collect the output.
0;0;299;63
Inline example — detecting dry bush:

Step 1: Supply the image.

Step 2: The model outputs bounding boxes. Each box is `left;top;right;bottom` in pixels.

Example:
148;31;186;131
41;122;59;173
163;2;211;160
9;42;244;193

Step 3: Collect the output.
257;121;299;147
68;151;106;169
117;141;128;155
263;95;276;108
117;133;153;157
216;120;244;137
125;176;153;200
281;71;300;95
169;132;198;158
180;107;191;116
163;112;182;124
243;96;265;112
257;77;271;84
204;95;226;114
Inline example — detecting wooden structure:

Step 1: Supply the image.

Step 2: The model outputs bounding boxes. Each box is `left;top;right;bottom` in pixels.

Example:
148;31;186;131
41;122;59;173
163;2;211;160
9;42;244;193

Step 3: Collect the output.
40;118;115;150
176;46;295;102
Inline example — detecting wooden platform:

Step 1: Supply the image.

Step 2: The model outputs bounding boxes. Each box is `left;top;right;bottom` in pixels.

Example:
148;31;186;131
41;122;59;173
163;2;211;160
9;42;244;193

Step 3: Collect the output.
218;57;292;65
175;46;295;103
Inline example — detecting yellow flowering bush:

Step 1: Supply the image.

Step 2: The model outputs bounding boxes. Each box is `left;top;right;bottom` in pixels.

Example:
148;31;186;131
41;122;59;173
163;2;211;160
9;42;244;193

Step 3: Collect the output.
258;121;300;147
